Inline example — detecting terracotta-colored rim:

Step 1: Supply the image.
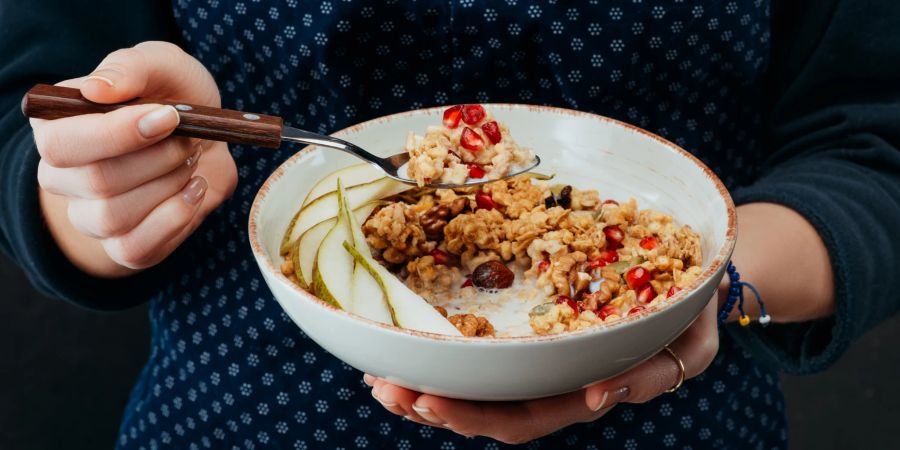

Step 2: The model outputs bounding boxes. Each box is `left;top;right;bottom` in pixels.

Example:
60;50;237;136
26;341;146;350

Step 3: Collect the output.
248;104;737;344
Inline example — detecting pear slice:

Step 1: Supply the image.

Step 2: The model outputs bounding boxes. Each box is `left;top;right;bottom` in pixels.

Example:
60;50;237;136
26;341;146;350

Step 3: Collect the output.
280;177;408;255
339;187;393;324
292;202;379;288
280;164;382;254
343;242;462;336
349;260;394;324
311;180;355;309
302;163;382;208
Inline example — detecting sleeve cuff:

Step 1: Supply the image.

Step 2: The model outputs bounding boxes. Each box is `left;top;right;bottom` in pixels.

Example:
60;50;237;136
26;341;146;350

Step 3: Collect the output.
726;177;859;374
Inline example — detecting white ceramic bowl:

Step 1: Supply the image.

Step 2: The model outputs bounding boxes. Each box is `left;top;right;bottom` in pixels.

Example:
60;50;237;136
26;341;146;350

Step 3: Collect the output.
249;105;735;401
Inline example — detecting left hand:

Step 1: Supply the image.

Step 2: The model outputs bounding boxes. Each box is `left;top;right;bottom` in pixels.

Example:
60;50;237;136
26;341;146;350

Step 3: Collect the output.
364;298;720;445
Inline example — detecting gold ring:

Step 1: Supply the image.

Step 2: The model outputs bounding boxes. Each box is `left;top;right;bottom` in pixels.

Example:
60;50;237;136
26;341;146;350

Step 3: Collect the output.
662;346;685;393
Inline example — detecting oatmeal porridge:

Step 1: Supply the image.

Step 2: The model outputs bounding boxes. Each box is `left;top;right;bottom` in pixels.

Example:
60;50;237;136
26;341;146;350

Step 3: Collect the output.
405;104;536;186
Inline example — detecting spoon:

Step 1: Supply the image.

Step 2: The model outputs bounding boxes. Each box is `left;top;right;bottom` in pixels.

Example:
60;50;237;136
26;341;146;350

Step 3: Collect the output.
21;84;540;188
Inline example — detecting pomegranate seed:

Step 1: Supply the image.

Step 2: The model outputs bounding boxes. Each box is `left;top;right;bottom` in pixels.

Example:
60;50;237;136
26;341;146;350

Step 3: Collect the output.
602;199;619;206
481;120;502;144
600;249;619;263
538;260;550;272
666;286;682;298
443;105;462;129
467;163;486;178
597;304;618;320
603;225;624;245
475;192;496;210
460;127;485;152
640;236;658;250
628;306;646;316
430;249;449;265
637;284;656;304
460;104;486;125
589;258;606;269
625;266;651;289
461;278;473;288
556;295;579;313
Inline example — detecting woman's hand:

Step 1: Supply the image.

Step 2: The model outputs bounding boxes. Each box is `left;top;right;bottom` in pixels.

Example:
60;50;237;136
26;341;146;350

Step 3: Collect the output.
364;298;719;445
30;41;237;278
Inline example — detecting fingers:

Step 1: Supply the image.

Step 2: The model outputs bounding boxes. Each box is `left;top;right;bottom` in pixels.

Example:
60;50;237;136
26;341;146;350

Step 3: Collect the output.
66;152;201;238
38;138;201;198
81;41;219;107
367;375;621;445
101;176;208;269
584;297;720;408
32;103;180;168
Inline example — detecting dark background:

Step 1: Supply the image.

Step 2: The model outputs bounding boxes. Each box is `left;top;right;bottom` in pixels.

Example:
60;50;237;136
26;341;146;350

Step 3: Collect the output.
2;253;897;449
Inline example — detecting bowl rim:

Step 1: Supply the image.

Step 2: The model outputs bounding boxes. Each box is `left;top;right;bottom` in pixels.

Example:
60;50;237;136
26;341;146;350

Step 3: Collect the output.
249;103;736;344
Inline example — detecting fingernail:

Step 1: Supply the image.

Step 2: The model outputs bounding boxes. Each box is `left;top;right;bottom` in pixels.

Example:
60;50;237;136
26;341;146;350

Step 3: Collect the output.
371;388;397;408
362;374;376;387
182;176;207;206
186;143;203;168
83;75;115;87
412;404;445;425
138;105;180;138
590;386;630;412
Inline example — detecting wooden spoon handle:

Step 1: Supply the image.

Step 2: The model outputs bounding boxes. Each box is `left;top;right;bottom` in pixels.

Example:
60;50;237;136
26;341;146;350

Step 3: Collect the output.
21;84;284;148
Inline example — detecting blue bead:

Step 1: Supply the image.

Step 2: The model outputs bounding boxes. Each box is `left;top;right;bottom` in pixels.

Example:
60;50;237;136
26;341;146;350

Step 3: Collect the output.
729;287;740;295
727;264;736;274
732;272;740;281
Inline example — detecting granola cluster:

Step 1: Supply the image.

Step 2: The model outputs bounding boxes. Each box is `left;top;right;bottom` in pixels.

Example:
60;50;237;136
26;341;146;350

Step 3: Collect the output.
361;174;703;336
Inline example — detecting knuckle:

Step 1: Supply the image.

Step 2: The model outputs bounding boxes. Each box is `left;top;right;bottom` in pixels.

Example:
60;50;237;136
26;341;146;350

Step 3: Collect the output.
93;201;129;238
104;47;143;70
84;162;116;197
107;237;154;269
33;128;69;167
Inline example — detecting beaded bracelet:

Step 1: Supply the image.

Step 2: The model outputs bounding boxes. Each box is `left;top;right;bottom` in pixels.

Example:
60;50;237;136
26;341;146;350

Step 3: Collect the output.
718;262;770;326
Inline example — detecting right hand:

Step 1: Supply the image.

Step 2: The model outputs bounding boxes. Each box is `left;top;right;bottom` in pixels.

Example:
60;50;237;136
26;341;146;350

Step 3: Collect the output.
30;41;237;277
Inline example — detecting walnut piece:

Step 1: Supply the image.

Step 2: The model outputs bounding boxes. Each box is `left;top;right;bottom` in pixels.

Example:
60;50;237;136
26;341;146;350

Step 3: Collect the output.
448;314;496;337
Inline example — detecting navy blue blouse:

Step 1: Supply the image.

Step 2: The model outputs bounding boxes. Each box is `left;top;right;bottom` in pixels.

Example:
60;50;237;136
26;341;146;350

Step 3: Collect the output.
118;1;787;449
4;0;900;449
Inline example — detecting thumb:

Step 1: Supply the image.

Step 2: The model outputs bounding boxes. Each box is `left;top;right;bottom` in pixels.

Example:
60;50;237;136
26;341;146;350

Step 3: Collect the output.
80;41;220;107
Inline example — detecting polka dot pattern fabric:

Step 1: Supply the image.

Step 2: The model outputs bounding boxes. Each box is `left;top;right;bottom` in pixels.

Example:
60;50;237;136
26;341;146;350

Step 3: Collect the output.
116;1;787;448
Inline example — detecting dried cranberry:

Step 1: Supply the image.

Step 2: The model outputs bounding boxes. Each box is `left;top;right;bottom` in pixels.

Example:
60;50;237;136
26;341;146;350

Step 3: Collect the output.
556;295;579;313
461;278;473;288
625;266;652;290
481;120;502;144
666;286;682;298
475;192;496;210
538;260;550;272
637;284;656;304
639;236;658;250
443;105;462;129
460;104;486;125
628;306;646;316
602;199;619;206
460;127;485;152
467;163;486;179
430;248;449;265
603;225;625;245
597;304;618;320
471;260;515;289
589;258;606;269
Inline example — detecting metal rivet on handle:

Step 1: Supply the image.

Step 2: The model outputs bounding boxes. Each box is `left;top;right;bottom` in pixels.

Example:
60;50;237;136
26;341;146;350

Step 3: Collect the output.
243;113;260;120
175;104;192;111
